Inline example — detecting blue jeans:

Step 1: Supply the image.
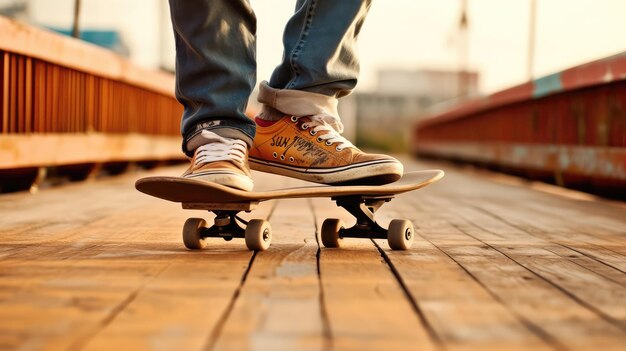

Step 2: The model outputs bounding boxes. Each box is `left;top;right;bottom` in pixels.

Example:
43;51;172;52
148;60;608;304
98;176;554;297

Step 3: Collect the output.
168;0;371;155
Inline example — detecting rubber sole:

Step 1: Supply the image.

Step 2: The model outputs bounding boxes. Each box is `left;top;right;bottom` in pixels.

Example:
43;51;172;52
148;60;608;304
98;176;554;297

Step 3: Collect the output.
183;170;254;191
249;157;403;185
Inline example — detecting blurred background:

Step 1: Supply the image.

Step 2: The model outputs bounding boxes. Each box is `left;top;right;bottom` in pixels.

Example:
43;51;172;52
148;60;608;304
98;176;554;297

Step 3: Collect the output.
1;0;625;197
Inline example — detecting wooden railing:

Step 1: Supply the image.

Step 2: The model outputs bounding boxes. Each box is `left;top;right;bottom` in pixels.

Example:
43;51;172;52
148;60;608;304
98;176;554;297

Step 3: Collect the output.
1;53;181;135
0;16;184;191
413;52;626;196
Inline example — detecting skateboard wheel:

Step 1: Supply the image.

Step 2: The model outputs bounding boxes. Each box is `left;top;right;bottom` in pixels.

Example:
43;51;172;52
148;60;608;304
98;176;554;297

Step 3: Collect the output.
245;219;272;251
321;218;344;248
387;219;414;250
183;218;208;249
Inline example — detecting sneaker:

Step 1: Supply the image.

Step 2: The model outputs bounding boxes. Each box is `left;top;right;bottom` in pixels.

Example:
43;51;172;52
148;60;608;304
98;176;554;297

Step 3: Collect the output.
249;114;403;185
182;130;254;191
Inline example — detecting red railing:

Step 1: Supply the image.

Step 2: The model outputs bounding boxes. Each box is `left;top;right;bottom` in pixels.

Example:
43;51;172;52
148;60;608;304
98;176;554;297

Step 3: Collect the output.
414;52;626;194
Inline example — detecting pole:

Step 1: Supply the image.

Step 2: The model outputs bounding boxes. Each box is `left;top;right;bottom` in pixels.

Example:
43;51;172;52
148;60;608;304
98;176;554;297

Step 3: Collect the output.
458;0;469;97
527;0;537;80
71;0;81;39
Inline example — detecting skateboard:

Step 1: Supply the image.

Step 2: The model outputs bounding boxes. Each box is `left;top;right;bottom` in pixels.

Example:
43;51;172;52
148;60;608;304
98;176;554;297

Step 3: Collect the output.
135;170;444;251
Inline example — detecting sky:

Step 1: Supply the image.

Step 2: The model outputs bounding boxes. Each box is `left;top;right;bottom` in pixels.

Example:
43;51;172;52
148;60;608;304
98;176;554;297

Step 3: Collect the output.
253;0;626;94
17;0;626;95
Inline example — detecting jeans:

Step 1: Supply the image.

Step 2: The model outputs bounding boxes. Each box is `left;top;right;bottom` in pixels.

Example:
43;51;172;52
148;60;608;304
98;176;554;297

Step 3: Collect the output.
168;0;371;155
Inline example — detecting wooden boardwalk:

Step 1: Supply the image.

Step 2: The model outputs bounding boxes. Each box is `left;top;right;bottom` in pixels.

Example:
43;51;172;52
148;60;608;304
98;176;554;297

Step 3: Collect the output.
1;157;625;351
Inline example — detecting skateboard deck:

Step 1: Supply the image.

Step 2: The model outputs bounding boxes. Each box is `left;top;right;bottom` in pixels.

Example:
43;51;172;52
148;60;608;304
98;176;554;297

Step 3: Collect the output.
136;170;444;251
136;170;443;205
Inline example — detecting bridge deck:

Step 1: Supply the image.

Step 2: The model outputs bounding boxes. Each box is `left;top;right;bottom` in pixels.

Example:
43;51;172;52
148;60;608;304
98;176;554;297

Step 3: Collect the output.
1;157;625;350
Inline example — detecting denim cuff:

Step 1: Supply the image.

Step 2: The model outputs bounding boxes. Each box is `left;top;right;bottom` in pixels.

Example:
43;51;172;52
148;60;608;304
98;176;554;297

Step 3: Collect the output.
183;119;254;156
257;81;340;120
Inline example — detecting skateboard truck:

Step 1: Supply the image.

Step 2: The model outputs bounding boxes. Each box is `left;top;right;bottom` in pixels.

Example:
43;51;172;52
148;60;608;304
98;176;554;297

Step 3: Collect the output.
181;195;414;251
180;202;272;251
334;196;391;239
323;195;414;250
201;211;247;241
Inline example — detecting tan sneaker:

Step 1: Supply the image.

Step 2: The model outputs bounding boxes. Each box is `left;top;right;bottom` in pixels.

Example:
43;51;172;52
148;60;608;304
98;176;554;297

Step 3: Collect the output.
182;130;254;191
249;115;403;185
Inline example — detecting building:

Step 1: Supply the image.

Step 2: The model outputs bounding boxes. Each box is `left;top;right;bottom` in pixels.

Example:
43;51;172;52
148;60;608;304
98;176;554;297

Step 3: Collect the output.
339;69;480;152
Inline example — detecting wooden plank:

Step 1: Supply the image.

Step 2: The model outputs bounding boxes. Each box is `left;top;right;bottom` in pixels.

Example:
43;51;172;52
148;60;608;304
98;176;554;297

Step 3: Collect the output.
466;170;626;239
86;74;93;132
565;245;626;274
44;63;52;133
0;210;258;350
34;59;42;133
399;158;626;327
2;158;626;350
0;166;187;253
24;57;32;133
75;177;277;350
313;198;438;351
0;133;184;169
1;52;7;133
543;245;626;287
449;205;624;320
75;247;258;351
212;198;326;350
51;65;58;133
8;54;16;133
387;195;625;350
371;201;552;350
58;65;65;133
0;258;168;350
68;68;73;133
415;186;626;326
406;159;625;255
0;167;273;350
462;195;626;247
16;55;24;133
0;174;183;349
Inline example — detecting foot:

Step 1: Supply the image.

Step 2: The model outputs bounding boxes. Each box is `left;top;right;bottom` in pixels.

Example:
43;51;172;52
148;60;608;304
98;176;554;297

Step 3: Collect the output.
249;115;403;185
182;130;254;191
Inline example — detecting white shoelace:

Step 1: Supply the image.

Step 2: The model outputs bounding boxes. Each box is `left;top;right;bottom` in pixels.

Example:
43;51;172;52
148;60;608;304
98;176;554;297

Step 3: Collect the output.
193;130;247;167
297;114;354;151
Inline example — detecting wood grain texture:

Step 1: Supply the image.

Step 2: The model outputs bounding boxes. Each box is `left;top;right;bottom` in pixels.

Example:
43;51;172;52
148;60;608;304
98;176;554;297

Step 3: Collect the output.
0;158;625;350
385;197;624;351
0;134;183;168
212;198;325;351
312;198;438;351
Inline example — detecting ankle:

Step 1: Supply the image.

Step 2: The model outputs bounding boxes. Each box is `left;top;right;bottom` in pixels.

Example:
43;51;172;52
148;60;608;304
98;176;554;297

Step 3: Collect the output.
254;117;279;127
186;128;252;154
256;105;284;122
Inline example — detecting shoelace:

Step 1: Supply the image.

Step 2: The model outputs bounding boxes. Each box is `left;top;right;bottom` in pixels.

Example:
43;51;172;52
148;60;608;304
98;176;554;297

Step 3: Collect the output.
296;114;354;151
193;137;248;168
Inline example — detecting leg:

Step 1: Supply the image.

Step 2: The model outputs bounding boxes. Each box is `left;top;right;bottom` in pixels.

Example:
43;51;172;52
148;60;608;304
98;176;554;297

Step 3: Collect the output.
169;0;257;153
169;0;256;191
270;0;371;97
258;0;371;124
250;0;403;185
